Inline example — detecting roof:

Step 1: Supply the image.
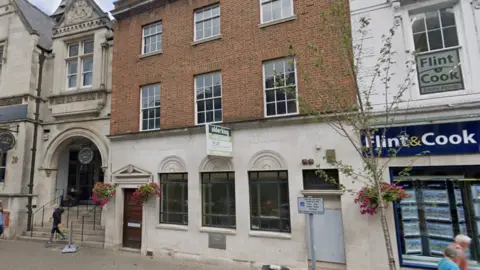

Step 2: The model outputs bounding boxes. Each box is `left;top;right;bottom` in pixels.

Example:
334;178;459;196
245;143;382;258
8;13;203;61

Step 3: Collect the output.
12;0;55;49
52;0;69;18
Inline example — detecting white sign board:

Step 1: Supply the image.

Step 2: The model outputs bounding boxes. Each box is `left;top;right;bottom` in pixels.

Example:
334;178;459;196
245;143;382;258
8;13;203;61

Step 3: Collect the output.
206;124;233;157
298;197;325;215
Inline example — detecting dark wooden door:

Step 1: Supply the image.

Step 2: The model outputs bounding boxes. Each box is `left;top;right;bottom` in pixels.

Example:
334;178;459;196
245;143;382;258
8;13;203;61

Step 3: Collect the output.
123;189;143;249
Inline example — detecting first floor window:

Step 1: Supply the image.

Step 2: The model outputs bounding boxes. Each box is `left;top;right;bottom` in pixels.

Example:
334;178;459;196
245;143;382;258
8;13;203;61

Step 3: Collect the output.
140;84;160;131
195;72;222;124
260;0;293;24
201;172;236;228
394;167;480;269
66;40;94;89
82;57;93;87
411;7;458;52
0;152;6;183
160;173;188;225
263;58;297;117
249;171;290;233
142;22;162;54
67;60;78;89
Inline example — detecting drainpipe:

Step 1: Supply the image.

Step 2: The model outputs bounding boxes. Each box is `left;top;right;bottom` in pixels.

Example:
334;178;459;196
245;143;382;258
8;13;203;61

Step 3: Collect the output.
26;47;47;231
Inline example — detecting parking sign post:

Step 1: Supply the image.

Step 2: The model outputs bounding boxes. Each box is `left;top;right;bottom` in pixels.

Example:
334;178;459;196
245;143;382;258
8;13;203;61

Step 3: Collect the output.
298;197;325;270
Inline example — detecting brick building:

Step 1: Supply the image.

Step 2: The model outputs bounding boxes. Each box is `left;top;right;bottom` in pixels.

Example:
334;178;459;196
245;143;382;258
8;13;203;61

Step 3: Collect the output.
105;0;359;269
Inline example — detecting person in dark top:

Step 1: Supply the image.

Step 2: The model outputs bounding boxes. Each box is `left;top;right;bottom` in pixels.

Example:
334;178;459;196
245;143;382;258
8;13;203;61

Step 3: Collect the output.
46;205;66;246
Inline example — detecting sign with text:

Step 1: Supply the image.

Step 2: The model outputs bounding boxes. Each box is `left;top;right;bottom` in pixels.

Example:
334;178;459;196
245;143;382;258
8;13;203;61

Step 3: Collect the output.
206;124;232;157
0;132;15;152
298;197;325;215
416;48;464;95
361;120;480;157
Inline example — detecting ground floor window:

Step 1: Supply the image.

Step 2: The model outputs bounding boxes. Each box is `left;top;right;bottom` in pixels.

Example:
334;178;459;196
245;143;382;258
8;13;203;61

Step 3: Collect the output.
249;171;291;233
160;173;188;225
201;172;236;228
393;166;480;269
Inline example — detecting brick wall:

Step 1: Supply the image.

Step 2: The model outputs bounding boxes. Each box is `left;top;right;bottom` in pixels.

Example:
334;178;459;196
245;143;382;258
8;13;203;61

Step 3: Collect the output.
111;0;355;135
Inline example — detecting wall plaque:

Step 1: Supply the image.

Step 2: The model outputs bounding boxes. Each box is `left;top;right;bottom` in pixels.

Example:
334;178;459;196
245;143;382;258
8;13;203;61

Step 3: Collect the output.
208;233;226;250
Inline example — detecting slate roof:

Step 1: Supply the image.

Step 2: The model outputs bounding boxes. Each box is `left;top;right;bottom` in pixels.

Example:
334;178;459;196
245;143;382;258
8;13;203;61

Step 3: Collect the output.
12;0;56;50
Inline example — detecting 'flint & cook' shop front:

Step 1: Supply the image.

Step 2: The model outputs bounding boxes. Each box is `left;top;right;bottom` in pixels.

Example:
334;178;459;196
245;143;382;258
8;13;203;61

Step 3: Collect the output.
370;120;480;269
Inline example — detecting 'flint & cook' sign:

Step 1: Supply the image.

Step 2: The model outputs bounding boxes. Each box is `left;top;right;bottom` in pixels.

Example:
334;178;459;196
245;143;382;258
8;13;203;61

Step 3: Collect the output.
416;48;464;95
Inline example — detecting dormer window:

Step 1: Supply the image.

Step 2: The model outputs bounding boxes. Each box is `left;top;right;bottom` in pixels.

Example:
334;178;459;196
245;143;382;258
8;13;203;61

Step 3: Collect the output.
66;40;94;90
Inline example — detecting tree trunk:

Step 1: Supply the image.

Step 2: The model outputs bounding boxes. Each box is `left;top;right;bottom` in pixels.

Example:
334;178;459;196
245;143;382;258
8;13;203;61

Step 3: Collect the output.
377;182;397;270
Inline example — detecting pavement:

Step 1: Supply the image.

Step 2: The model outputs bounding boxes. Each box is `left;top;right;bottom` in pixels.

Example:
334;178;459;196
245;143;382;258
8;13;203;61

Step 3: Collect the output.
0;240;251;270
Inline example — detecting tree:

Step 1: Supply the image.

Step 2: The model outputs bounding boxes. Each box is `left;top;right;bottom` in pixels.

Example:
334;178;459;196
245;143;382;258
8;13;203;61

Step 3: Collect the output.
282;1;423;269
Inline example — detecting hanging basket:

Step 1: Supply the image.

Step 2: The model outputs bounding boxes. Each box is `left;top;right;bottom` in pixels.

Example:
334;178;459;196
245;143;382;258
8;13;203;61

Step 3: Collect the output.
131;183;161;205
91;183;117;207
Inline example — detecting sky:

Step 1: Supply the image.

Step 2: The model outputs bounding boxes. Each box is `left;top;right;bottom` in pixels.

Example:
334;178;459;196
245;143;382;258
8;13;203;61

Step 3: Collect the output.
28;0;115;16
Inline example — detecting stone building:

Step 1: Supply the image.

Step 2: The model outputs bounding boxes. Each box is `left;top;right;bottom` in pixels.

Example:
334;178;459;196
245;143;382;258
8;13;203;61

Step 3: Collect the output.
350;0;480;269
105;0;361;269
0;0;112;247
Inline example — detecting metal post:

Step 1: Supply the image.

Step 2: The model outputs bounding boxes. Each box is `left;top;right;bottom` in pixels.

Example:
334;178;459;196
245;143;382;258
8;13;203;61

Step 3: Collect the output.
81;216;84;242
69;221;73;246
308;213;316;270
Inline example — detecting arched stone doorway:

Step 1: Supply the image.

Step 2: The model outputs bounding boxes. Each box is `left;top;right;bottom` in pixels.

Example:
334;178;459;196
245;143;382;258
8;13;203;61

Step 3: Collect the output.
42;128;109;205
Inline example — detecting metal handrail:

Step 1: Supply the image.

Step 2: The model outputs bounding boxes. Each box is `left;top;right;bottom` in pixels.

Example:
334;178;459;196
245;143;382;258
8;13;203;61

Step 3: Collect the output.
29;194;63;236
80;205;99;242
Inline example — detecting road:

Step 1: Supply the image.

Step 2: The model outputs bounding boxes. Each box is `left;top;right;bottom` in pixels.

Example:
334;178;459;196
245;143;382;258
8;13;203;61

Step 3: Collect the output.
0;240;251;270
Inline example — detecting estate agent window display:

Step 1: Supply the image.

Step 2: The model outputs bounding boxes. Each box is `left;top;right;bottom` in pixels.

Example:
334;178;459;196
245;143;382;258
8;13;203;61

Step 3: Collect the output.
393;166;480;269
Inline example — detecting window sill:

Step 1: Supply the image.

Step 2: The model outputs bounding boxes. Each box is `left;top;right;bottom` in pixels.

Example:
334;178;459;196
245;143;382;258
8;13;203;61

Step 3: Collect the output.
249;231;291;240
156;224;188;231
264;112;299;119
199;227;236;235
192;35;222;46
259;16;297;29
139;50;163;59
301;190;343;196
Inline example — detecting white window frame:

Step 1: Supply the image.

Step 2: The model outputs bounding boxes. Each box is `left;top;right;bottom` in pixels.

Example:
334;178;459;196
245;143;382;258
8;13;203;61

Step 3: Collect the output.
194;5;221;41
65;40;94;90
260;0;294;24
142;22;162;55
194;72;223;125
140;84;161;131
262;57;299;118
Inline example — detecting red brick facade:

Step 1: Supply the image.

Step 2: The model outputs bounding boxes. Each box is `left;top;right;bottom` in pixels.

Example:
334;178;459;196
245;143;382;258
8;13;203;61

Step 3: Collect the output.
111;0;354;135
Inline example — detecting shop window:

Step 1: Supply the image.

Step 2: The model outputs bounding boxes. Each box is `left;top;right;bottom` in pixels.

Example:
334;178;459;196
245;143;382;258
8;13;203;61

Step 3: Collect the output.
249;171;291;233
159;173;188;225
0;152;6;183
201;172;236;228
303;169;339;190
394;171;480;269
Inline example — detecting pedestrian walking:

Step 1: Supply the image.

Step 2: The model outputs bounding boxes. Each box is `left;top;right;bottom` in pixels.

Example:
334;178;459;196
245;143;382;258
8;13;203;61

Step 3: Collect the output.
45;204;66;247
0;207;4;238
438;246;461;270
447;234;471;270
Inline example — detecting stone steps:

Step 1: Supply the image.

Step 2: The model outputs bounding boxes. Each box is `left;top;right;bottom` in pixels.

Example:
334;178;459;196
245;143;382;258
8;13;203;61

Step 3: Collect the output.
24;231;104;242
31;226;105;236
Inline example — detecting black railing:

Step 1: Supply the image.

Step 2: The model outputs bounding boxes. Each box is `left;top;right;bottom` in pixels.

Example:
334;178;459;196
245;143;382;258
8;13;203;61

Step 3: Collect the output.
29;194;64;236
80;205;99;242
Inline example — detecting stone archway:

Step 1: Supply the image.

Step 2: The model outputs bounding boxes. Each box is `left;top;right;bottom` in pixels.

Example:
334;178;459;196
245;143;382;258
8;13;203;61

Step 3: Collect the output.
42;127;109;171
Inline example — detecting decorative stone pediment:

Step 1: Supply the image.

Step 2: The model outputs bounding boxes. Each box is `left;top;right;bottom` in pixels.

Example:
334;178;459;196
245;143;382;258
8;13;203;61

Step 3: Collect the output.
158;156;187;173
199;156;233;172
113;164;152;184
248;150;287;170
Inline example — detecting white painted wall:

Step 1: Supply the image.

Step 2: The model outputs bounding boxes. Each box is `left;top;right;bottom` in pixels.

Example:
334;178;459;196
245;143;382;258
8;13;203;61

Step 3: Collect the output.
351;0;480;112
106;121;366;269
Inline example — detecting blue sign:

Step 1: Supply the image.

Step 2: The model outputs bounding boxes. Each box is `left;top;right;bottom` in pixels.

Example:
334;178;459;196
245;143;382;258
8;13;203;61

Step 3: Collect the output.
362;120;480;157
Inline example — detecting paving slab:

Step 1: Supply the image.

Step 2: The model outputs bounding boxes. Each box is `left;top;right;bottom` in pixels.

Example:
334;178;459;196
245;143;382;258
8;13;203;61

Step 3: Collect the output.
0;240;251;270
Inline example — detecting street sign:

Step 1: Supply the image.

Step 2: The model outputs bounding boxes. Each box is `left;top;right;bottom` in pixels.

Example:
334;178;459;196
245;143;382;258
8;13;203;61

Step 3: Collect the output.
298;197;325;215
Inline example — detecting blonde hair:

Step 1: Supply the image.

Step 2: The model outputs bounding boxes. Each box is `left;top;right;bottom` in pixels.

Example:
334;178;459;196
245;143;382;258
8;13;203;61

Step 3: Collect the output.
455;234;472;244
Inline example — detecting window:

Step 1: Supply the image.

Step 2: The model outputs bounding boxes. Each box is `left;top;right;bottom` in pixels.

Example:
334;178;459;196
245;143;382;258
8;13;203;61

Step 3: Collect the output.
66;40;94;89
260;0;293;24
195;72;222;124
249;171;290;233
393;167;480;269
142;22;162;54
194;5;220;41
263;58;298;117
411;8;458;52
140;84;160;131
201;172;236;228
0;152;6;183
303;169;340;190
160;173;188;225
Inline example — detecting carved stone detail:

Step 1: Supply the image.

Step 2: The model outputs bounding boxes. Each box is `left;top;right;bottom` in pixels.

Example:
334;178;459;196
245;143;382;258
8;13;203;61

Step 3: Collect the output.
65;0;93;24
248;150;287;170
50;91;105;105
53;18;109;36
159;156;187;173
0;97;23;107
199;157;233;172
394;15;402;26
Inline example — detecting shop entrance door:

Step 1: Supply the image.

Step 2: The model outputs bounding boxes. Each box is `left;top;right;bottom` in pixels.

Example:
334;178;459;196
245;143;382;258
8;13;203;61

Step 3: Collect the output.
123;189;142;249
